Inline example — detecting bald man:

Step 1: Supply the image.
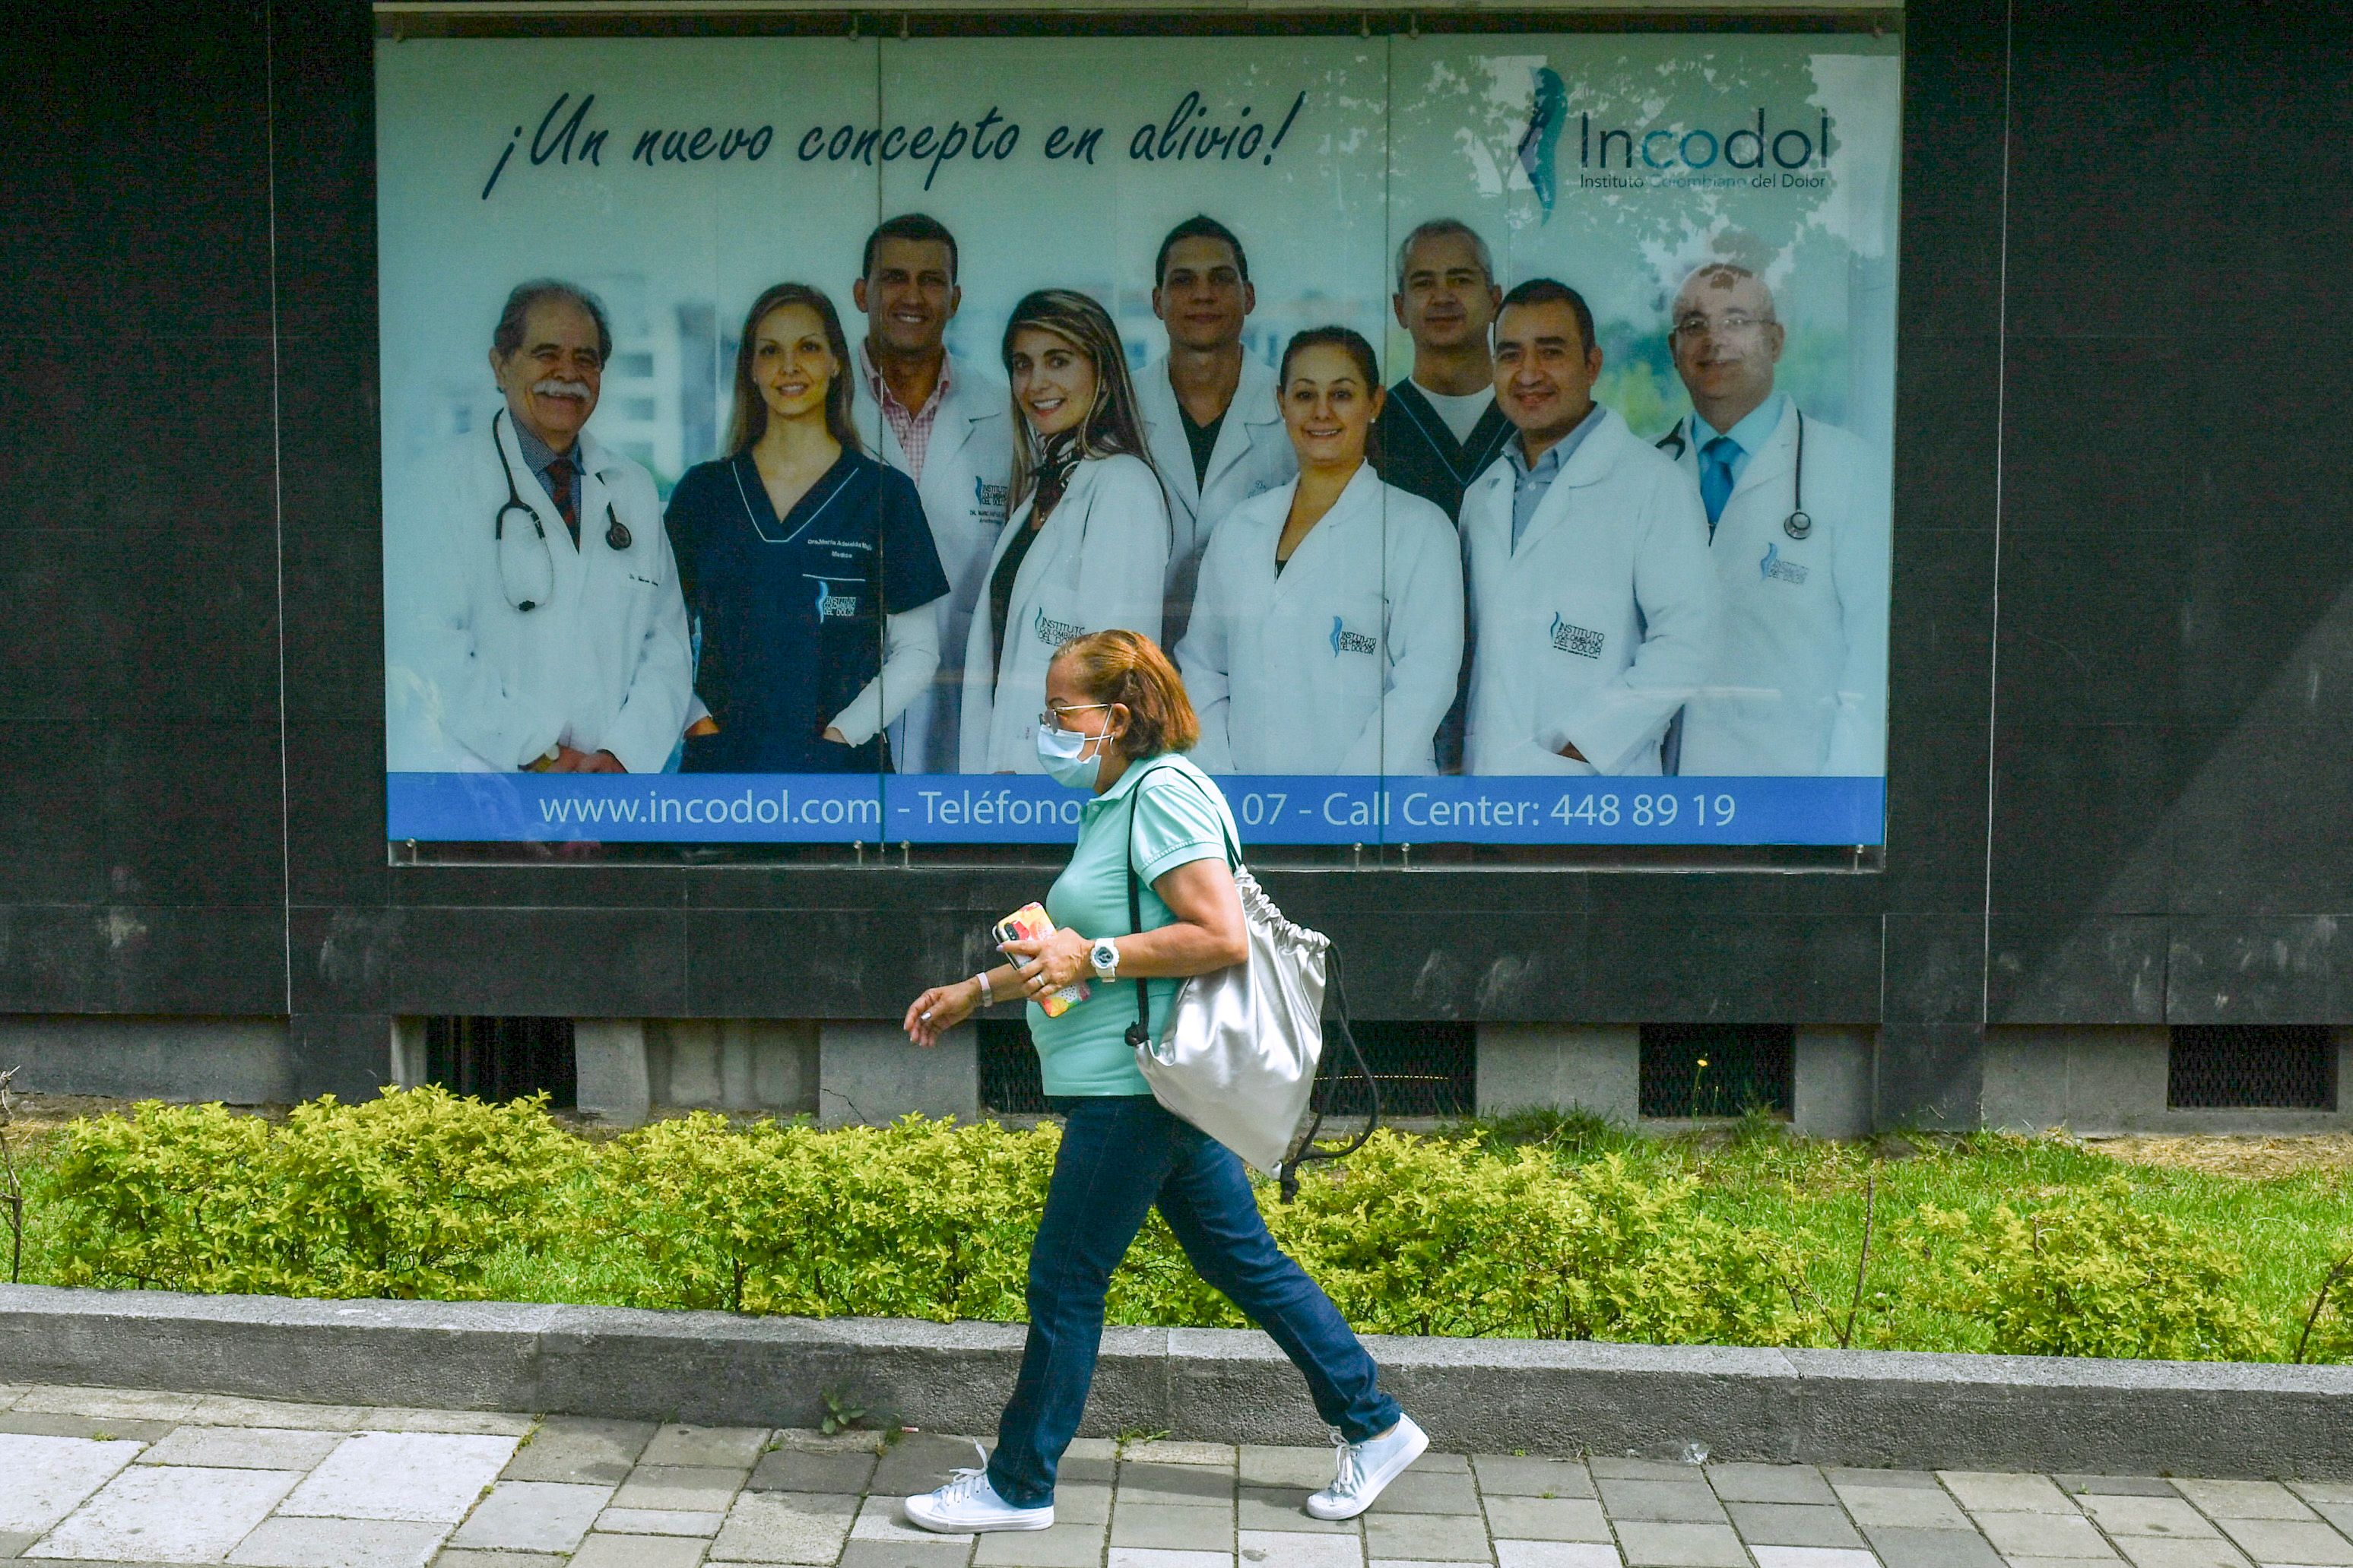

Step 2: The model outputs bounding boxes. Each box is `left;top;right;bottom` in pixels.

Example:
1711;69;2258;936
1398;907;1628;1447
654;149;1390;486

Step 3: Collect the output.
1656;264;1888;777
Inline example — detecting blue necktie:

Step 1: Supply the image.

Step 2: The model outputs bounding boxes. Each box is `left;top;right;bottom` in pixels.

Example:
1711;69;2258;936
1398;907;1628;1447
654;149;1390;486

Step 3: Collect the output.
1699;435;1739;538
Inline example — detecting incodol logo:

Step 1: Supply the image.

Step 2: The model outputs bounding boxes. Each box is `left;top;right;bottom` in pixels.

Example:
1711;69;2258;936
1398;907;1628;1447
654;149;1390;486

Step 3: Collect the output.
1033;607;1084;647
812;581;859;619
1582;109;1833;175
1549;613;1604;658
1329;616;1377;657
1519;78;1835;214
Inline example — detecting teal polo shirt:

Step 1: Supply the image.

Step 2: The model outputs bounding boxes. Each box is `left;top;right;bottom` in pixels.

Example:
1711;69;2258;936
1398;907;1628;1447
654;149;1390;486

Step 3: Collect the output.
1031;751;1239;1097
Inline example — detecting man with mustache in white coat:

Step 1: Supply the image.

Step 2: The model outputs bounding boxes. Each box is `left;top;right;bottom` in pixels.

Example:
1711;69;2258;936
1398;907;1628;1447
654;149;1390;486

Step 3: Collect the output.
1134;215;1295;646
851;214;1016;774
1460;279;1717;776
1655;262;1888;777
388;279;692;776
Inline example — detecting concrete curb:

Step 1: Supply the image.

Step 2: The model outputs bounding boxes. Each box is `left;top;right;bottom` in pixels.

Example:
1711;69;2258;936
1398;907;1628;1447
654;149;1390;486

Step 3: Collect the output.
4;1285;2351;1476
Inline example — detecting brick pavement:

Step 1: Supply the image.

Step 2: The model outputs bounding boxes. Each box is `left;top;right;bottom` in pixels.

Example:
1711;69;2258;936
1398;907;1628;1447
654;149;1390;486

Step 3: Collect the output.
2;1383;2350;1567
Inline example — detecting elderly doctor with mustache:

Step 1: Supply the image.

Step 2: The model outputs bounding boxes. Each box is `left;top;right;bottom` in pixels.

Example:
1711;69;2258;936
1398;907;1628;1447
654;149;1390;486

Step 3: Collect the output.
390;279;693;776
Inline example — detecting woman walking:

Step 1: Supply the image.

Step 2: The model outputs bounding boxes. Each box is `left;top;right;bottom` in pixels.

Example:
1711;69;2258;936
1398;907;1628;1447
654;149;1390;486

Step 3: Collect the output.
901;629;1426;1532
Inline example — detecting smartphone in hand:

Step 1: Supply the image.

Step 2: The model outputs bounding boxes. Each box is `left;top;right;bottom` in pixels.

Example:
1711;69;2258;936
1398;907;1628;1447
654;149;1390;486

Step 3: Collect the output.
994;901;1089;1017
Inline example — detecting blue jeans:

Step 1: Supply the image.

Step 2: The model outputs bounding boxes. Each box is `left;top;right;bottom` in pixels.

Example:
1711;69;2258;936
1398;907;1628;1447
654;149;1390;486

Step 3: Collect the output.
985;1094;1401;1508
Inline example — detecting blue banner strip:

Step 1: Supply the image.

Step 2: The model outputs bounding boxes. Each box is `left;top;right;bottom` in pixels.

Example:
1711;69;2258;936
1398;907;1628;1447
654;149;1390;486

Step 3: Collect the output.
389;772;1885;847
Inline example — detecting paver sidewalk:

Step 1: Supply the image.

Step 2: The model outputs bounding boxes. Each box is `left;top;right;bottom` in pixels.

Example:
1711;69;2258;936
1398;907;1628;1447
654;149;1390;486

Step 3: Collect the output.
2;1382;2349;1567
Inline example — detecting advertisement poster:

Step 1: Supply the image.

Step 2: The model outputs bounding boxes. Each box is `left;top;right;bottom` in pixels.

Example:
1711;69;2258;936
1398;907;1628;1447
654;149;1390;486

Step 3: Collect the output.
377;30;1900;851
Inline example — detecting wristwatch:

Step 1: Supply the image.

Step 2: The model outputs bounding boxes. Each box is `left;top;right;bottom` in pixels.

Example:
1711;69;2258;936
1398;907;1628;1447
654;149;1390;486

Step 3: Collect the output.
1089;938;1122;981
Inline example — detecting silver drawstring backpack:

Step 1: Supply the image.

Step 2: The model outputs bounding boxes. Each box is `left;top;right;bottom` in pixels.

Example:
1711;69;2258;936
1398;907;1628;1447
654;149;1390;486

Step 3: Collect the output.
1122;764;1378;1196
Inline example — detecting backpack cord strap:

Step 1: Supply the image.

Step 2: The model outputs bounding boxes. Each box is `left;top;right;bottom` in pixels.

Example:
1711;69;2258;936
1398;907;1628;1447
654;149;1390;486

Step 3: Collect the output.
1121;763;1169;1050
1276;944;1380;1203
1123;762;1231;1052
1124;784;1149;1050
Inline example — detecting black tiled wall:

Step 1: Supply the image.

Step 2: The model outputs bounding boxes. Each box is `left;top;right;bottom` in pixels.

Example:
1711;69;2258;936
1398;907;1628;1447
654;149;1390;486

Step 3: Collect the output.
1;2;291;1043
3;0;2344;1102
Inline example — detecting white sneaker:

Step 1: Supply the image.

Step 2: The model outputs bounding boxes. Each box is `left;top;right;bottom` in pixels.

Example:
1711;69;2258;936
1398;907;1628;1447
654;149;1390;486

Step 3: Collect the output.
1305;1413;1429;1521
902;1443;1054;1534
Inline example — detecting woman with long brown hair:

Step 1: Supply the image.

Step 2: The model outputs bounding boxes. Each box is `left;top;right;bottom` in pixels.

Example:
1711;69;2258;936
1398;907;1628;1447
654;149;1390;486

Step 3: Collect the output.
959;289;1174;772
667;283;950;772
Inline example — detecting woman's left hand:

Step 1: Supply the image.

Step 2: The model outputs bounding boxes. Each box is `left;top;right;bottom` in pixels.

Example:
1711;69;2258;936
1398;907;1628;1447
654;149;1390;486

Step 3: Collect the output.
1000;927;1095;996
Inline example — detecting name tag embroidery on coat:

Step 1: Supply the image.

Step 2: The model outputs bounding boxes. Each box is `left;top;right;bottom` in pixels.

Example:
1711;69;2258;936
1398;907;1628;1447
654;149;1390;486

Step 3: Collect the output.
1549;613;1605;658
1760;542;1809;585
1034;607;1086;646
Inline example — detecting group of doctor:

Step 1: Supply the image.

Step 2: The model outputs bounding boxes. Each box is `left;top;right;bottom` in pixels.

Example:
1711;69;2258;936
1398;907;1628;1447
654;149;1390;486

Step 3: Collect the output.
390;209;1883;783
1368;220;1888;778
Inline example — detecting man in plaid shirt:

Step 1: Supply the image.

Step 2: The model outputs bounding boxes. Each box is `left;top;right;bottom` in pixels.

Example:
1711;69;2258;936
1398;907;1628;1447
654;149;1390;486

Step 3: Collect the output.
851;214;1015;774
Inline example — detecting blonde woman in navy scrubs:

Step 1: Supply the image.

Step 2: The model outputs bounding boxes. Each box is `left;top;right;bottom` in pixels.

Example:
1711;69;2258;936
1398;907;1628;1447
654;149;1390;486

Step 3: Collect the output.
668;283;951;771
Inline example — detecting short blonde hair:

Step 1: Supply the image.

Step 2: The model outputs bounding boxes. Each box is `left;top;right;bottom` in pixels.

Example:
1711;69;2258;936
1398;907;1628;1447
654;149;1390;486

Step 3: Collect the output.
1054;630;1199;759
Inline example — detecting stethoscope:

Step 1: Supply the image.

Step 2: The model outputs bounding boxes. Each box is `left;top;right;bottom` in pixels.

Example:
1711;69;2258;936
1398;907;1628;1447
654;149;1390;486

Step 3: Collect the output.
493;409;633;613
1658;408;1811;540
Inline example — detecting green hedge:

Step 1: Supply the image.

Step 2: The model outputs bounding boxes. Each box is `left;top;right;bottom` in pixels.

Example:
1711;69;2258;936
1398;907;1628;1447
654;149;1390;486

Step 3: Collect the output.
24;1088;2353;1362
43;1089;581;1299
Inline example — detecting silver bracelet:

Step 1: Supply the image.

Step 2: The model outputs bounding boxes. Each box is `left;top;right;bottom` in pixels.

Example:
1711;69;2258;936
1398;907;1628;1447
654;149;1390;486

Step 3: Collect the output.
975;971;994;1006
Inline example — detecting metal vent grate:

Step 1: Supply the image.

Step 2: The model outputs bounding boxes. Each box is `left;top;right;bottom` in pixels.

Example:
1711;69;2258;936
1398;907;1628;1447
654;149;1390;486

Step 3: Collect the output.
424;1016;576;1107
1312;1021;1476;1120
978;1018;1476;1120
2168;1025;2336;1110
978;1018;1048;1113
1639;1023;1794;1118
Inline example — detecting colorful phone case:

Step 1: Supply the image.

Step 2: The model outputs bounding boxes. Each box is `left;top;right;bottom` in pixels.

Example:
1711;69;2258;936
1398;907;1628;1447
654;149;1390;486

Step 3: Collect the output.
994;901;1089;1017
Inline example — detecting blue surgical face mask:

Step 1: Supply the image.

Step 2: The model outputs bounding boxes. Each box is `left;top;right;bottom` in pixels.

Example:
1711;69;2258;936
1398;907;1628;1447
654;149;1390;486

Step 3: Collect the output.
1035;722;1107;790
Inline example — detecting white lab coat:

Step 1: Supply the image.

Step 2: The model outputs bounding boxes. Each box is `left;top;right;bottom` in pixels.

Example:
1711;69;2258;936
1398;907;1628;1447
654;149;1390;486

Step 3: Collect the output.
1176;464;1463;775
851;351;1016;773
959;453;1172;774
1660;404;1889;776
1460;407;1719;776
1135;351;1295;641
386;416;693;776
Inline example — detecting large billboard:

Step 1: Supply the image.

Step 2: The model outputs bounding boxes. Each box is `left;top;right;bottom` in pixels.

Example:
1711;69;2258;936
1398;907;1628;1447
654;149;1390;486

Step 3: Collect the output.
377;28;1900;854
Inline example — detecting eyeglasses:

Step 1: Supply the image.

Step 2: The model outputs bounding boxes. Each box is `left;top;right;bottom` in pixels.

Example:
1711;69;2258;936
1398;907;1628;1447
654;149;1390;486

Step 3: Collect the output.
1038;702;1111;732
1670;312;1774;338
